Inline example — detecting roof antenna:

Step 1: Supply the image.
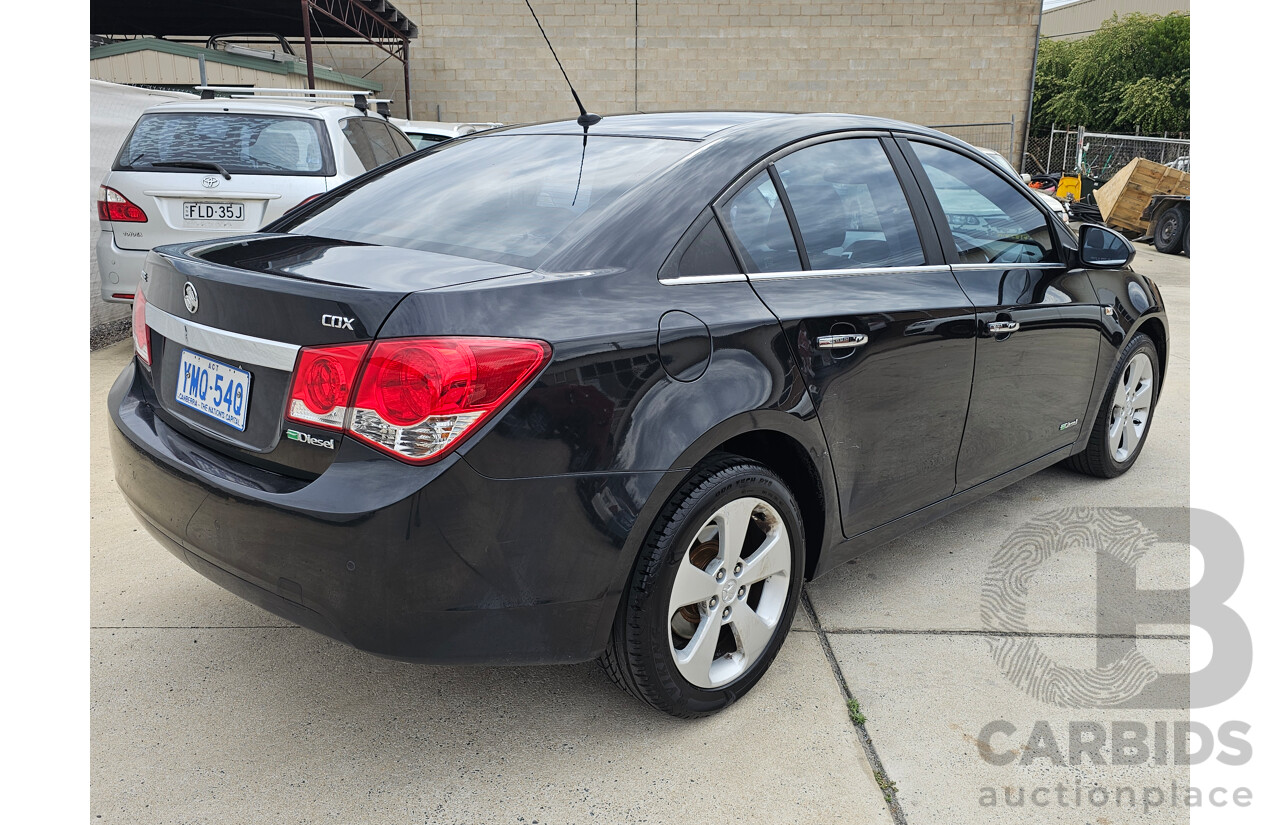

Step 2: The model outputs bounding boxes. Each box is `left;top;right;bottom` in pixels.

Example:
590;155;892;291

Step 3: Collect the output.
523;0;602;131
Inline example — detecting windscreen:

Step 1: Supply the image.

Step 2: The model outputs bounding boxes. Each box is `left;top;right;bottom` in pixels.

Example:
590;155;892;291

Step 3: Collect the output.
278;134;697;268
115;113;330;176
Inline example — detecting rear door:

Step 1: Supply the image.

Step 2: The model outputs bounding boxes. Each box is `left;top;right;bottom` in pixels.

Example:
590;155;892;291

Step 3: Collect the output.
899;137;1103;489
105;110;334;252
723;135;978;537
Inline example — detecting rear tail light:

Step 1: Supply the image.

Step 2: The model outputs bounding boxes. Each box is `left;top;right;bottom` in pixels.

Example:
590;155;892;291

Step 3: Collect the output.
285;343;369;430
132;286;150;366
285;336;550;463
97;185;148;223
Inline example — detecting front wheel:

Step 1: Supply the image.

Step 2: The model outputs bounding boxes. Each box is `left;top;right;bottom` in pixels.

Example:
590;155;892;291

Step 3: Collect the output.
601;455;805;717
1067;333;1160;478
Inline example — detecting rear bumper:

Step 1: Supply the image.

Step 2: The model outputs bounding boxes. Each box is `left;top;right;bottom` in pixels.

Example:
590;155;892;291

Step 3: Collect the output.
109;360;670;664
97;230;149;302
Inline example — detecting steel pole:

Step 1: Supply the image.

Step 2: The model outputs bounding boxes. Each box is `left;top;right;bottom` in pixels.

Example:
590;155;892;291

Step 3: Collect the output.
402;42;412;118
301;0;316;93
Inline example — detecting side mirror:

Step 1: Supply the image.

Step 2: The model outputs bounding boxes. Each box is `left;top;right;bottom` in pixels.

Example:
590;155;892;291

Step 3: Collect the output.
1078;223;1134;269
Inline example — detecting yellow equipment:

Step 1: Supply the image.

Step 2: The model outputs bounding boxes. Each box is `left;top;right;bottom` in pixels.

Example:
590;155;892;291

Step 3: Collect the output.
1057;174;1083;201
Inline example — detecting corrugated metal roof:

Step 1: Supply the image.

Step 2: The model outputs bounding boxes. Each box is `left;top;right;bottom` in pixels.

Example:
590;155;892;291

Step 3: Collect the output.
90;0;417;40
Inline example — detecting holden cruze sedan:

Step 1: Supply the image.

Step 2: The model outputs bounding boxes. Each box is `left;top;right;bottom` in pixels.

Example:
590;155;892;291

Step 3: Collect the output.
110;112;1167;717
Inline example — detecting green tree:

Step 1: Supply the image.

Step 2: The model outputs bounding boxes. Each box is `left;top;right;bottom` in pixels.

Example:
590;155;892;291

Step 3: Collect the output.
1032;12;1190;134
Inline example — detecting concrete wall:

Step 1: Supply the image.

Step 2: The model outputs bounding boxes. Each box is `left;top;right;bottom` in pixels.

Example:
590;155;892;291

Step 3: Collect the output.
320;1;1042;158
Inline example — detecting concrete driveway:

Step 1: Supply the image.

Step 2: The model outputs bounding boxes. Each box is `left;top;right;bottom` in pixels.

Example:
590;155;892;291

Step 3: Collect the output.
91;245;1190;824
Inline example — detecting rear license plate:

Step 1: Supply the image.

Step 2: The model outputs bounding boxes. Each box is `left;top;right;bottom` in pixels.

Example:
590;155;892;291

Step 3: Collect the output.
175;350;251;431
183;201;244;221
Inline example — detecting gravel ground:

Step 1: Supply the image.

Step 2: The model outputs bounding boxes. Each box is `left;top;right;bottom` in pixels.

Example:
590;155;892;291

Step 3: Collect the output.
90;318;131;351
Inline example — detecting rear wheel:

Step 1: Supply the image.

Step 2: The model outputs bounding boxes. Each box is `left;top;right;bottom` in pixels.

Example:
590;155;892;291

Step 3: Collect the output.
1153;207;1186;254
601;455;804;717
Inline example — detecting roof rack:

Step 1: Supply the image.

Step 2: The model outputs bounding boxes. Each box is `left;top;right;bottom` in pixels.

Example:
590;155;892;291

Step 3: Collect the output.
194;85;394;116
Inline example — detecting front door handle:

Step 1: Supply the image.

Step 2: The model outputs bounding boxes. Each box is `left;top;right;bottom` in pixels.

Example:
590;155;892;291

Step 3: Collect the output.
987;321;1021;335
817;333;869;349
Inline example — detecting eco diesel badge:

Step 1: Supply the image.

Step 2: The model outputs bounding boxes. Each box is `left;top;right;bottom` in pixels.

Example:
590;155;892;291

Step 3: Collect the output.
321;314;355;331
1060;419;1080;431
286;429;335;450
183;282;199;314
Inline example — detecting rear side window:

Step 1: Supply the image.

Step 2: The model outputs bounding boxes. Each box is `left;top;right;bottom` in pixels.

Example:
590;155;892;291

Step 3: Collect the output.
281;134;695;268
385;125;415;156
342;119;415;171
724;171;801;273
774;138;926;270
910;142;1058;266
115;113;330;176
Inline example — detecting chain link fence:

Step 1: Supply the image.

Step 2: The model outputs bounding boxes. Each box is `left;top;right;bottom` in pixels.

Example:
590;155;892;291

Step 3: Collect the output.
928;120;1016;164
1024;126;1080;175
1024;125;1190;181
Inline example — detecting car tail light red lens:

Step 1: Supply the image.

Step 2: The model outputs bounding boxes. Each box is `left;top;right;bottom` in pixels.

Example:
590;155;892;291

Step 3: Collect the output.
349;337;551;463
132;286;150;366
97;185;148;223
286;343;370;430
284;337;550;462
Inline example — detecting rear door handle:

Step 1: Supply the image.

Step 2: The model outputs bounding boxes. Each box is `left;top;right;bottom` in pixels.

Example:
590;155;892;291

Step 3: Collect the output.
816;333;868;349
987;321;1020;335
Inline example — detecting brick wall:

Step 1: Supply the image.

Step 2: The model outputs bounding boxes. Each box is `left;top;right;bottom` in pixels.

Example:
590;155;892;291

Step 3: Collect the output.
321;1;1041;159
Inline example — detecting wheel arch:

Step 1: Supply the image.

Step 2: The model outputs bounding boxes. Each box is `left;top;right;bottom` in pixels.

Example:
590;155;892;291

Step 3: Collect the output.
716;429;829;581
1132;315;1169;395
663;410;838;583
588;409;838;657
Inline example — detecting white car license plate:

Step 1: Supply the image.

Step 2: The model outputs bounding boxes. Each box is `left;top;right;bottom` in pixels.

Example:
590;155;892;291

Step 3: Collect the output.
175;350;252;431
183;201;244;221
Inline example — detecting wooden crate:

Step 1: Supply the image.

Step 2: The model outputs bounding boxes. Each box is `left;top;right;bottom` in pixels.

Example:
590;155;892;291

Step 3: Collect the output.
1093;157;1191;233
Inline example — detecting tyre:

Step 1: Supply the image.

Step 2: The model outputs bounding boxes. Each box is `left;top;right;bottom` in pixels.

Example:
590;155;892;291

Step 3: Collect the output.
1067;333;1160;478
1153;207;1186;254
601;454;805;717
1182;221;1190;256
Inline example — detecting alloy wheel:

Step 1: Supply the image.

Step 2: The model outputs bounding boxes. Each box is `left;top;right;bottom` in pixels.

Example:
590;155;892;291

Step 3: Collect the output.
667;497;792;689
1108;351;1155;462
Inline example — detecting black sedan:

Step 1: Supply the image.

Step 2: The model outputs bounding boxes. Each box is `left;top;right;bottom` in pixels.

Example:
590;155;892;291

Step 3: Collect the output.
110;112;1166;717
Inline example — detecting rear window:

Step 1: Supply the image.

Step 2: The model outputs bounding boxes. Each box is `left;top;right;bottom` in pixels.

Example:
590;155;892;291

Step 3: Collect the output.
115;112;331;176
278;134;696;267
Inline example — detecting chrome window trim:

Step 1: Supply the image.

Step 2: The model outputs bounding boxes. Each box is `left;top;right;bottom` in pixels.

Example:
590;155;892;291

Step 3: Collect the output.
747;264;951;282
949;261;1064;270
658;263;1063;285
146;304;301;372
658;273;749;286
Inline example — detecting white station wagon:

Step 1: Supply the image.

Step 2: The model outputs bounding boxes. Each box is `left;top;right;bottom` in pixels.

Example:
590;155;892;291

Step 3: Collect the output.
96;87;416;303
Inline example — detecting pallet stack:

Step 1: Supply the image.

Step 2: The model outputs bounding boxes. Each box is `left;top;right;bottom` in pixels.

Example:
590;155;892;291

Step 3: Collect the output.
1092;158;1191;233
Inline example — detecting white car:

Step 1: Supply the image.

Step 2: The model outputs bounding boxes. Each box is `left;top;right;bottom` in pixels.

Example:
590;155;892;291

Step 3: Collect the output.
976;147;1069;223
391;119;503;150
97;91;417;302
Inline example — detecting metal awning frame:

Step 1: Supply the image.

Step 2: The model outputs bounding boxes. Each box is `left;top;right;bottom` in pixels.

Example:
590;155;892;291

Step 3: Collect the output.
300;0;413;117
